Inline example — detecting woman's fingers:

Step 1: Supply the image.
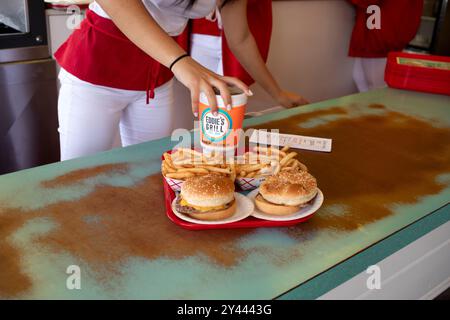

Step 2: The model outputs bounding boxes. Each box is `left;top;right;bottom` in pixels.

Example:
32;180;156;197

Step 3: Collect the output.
276;90;309;108
190;84;200;117
172;56;251;115
222;76;252;96
201;81;219;115
299;96;309;105
210;78;232;110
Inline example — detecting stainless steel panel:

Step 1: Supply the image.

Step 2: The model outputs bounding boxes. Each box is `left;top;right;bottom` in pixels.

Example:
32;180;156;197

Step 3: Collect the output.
0;58;59;175
0;0;47;50
0;45;49;63
0;0;29;34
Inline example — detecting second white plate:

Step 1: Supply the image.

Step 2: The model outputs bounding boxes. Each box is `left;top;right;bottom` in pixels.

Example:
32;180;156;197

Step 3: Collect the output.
247;188;324;221
171;193;254;225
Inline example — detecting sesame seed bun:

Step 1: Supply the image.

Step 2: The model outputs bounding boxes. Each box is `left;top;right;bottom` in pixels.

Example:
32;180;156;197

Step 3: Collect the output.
177;174;236;221
181;174;235;207
256;170;318;215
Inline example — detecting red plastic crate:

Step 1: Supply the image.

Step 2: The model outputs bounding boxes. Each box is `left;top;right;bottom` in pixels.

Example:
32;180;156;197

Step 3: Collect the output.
385;52;450;96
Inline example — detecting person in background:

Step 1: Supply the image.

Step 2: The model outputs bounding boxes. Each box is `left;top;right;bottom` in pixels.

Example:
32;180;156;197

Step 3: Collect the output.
190;0;308;108
348;0;423;92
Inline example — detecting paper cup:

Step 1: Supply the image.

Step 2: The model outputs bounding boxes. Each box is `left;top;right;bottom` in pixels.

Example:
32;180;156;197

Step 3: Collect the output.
199;88;247;154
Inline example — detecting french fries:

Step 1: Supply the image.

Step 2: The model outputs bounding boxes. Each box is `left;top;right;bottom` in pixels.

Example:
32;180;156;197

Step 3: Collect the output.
236;146;307;179
280;152;297;166
176;168;210;174
198;166;231;174
161;148;235;181
161;146;308;181
165;172;195;179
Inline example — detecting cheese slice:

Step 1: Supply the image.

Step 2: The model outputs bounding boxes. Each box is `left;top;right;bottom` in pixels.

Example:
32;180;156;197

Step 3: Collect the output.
179;198;227;212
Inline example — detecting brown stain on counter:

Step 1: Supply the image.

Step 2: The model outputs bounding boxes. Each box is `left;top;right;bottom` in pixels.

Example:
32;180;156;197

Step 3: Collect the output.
1;106;450;297
368;103;386;109
36;174;250;268
0;172;251;297
41;163;129;188
0;215;30;297
252;108;450;235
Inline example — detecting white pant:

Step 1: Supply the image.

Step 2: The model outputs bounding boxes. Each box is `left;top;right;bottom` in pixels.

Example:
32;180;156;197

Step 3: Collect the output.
58;69;175;161
352;57;387;92
190;34;223;75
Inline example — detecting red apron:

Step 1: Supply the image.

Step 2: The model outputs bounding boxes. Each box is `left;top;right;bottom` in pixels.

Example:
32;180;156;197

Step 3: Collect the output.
190;0;273;86
55;10;189;103
348;0;423;58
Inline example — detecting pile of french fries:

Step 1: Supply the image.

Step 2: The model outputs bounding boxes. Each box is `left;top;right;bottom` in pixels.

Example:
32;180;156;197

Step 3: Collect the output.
161;146;307;181
162;148;237;181
235;146;307;179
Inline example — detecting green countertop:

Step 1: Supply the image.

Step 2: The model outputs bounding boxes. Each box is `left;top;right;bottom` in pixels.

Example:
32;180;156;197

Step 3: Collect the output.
0;88;449;299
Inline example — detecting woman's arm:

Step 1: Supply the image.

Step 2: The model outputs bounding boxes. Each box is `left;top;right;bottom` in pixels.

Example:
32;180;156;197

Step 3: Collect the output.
220;0;308;108
97;0;250;116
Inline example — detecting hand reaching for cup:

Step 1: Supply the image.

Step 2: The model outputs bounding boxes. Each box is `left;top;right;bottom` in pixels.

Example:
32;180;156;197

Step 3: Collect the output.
171;56;252;117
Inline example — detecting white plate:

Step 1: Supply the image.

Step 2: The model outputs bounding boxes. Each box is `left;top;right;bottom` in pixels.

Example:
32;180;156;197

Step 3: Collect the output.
171;193;254;225
247;188;324;221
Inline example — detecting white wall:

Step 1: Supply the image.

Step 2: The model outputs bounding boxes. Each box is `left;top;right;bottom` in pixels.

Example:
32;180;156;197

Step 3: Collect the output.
247;0;357;111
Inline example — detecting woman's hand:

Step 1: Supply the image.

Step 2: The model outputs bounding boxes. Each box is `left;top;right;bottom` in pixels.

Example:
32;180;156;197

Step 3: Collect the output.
172;57;251;117
96;0;250;117
221;1;308;111
276;90;309;108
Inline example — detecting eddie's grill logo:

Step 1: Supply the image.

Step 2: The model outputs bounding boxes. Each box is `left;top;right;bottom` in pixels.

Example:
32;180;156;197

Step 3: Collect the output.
201;108;232;142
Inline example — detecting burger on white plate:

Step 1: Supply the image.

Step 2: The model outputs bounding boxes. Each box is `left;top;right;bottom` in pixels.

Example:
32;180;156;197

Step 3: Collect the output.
175;174;236;221
255;169;318;216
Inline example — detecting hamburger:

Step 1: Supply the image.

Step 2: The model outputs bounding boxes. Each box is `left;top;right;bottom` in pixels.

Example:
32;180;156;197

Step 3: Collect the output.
255;170;318;216
175;174;236;221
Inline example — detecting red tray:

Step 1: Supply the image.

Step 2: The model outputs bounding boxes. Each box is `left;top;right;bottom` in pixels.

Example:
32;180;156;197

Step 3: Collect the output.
385;51;450;96
162;149;317;230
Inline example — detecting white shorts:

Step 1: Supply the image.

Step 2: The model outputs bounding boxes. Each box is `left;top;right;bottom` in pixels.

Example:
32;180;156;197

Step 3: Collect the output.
58;68;175;161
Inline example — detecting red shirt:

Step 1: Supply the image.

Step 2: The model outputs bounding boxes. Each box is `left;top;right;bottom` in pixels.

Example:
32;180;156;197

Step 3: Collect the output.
348;0;423;58
55;10;189;102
